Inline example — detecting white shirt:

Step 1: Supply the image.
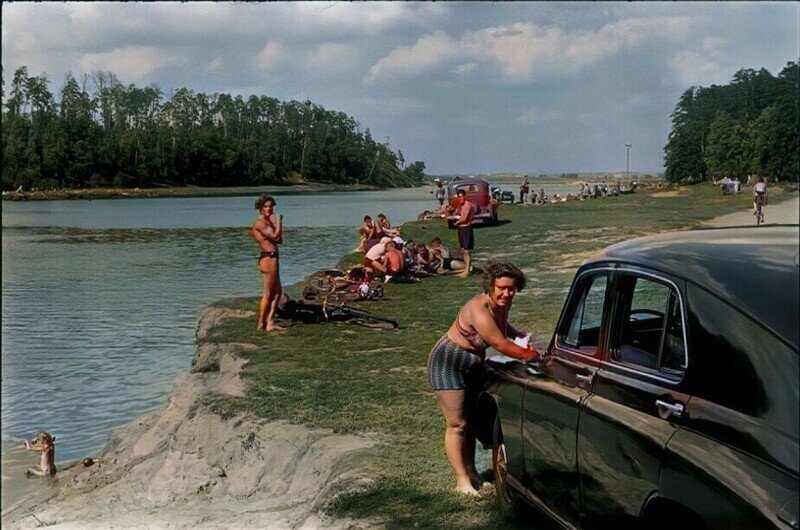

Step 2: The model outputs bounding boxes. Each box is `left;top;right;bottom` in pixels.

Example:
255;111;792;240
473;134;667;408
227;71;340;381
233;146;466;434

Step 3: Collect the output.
365;244;387;261
754;182;766;193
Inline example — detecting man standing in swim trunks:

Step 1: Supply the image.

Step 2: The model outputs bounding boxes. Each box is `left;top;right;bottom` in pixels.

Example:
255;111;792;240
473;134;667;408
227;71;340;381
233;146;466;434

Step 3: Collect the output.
454;189;476;278
252;195;283;332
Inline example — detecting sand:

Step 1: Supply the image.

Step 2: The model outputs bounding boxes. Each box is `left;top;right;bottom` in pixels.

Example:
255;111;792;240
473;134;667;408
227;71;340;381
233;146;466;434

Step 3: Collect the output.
2;307;378;529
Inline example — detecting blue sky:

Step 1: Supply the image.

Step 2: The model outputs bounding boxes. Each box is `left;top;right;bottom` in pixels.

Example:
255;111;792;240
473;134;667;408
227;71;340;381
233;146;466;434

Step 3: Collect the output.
3;2;798;174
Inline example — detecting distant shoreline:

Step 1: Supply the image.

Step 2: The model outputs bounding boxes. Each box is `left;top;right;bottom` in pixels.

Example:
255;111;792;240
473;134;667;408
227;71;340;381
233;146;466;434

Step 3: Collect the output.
1;182;387;202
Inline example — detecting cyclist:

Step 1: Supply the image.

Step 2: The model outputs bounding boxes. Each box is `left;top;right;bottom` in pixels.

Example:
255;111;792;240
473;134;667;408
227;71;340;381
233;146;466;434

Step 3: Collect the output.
753;176;767;222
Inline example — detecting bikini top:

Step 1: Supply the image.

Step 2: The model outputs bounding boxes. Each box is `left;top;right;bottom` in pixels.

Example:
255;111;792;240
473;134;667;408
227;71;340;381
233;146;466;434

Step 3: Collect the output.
455;309;487;351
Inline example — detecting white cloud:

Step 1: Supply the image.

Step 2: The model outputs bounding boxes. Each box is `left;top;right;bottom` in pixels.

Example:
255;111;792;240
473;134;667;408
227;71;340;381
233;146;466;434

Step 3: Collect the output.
79;46;182;80
308;43;361;74
669;37;731;86
254;41;284;70
366;16;698;83
292;2;447;35
364;31;459;83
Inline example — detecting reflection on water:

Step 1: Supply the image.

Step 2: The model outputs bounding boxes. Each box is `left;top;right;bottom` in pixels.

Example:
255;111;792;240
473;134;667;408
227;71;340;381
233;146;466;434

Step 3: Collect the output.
2;188;438;466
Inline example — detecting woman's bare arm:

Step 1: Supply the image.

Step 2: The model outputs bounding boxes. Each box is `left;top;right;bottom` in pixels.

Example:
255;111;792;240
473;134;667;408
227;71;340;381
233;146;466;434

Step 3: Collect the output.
469;302;537;360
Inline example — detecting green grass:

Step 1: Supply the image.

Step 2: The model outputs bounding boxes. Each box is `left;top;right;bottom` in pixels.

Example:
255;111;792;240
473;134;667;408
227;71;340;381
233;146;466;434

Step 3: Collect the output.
204;183;795;528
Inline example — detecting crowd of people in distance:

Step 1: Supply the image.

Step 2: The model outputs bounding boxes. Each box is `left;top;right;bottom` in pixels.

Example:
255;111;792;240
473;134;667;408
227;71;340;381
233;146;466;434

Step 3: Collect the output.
576;180;635;199
509;180;640;206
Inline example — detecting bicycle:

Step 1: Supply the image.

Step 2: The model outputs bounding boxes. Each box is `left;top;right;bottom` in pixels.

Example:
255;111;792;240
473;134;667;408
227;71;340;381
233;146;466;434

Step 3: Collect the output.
754;194;765;225
320;285;399;329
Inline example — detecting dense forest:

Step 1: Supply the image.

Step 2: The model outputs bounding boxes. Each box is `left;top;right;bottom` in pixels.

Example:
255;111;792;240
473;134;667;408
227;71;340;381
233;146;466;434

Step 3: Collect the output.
664;61;799;183
1;66;427;191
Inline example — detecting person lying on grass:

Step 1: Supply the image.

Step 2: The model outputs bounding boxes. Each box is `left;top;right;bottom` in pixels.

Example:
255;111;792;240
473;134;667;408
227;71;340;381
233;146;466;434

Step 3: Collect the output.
427;262;539;497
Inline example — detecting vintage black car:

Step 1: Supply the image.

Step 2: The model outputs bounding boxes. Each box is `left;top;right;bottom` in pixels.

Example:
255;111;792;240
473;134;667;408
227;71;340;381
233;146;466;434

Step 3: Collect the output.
476;225;799;529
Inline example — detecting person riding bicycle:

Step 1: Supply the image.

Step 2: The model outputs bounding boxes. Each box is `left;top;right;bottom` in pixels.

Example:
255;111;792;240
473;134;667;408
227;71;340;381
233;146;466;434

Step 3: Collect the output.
753;176;767;216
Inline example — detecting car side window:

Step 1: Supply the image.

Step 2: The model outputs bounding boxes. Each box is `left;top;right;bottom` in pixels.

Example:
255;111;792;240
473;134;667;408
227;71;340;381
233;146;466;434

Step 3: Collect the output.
612;275;686;378
558;273;608;356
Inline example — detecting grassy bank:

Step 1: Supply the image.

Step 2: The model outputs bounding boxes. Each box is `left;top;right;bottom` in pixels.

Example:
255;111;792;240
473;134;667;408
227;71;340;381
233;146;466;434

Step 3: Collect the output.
1;182;380;201
202;183;795;528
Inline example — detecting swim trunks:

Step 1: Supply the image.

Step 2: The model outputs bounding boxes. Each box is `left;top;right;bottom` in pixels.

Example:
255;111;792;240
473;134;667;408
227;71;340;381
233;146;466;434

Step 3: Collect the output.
259;250;279;259
457;226;474;250
427;336;483;391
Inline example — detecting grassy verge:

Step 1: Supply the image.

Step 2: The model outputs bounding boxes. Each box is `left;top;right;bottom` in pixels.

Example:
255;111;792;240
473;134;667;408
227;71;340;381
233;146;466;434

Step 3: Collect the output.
203;183;795;528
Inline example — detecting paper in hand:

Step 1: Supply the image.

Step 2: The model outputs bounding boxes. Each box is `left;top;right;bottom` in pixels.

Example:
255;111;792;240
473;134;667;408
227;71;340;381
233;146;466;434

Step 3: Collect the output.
512;333;531;349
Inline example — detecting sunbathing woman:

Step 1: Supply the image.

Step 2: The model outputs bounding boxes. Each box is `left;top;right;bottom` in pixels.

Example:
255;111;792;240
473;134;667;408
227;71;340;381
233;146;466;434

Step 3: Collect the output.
252;195;284;332
427;262;538;496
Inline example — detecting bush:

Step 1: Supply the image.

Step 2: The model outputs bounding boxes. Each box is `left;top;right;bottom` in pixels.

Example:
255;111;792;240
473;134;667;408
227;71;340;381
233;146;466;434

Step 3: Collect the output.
88;173;110;188
112;173;126;188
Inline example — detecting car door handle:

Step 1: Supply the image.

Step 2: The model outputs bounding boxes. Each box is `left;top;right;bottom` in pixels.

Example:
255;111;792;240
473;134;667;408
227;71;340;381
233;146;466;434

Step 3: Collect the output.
655;400;684;418
575;373;593;383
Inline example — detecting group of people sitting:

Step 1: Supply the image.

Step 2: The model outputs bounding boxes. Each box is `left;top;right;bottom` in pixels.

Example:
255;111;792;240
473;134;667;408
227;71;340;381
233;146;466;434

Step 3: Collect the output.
359;234;467;282
356;213;401;252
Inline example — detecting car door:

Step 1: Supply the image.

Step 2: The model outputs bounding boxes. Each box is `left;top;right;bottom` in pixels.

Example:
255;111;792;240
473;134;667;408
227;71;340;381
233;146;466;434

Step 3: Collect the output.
578;268;691;528
520;269;611;527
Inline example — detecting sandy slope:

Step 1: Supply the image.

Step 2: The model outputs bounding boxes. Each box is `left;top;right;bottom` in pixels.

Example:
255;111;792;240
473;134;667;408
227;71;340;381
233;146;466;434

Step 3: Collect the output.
2;307;378;529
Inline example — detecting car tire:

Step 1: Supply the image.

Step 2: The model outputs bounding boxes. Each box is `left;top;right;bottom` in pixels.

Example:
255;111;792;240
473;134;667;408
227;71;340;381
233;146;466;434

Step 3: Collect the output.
492;418;525;522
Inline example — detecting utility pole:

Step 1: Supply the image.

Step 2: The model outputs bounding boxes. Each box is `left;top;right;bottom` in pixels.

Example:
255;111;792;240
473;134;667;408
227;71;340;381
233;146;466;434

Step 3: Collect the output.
625;142;632;180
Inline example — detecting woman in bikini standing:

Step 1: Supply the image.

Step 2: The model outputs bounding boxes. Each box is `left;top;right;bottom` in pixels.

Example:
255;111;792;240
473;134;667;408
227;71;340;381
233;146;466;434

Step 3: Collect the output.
252;195;283;332
427;262;538;496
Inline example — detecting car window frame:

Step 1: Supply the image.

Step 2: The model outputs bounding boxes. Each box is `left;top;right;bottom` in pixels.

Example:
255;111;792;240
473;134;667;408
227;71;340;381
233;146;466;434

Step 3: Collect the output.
554;268;614;361
605;267;690;386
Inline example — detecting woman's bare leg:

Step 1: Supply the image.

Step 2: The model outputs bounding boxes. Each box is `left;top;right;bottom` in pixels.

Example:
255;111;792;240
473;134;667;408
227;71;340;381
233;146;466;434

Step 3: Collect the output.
436;390;481;496
257;263;270;330
265;262;283;331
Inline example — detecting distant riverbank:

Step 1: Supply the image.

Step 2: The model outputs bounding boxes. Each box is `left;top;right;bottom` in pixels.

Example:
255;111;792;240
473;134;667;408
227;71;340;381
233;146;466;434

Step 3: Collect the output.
1;182;384;202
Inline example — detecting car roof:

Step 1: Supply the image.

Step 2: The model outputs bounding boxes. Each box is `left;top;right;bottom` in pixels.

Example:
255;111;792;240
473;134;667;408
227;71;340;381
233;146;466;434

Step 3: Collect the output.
449;178;488;188
586;225;800;350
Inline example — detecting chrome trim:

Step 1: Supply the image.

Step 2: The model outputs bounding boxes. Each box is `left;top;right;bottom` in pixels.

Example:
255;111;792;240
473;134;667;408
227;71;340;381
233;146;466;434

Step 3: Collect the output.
655;399;684;418
555;265;690;387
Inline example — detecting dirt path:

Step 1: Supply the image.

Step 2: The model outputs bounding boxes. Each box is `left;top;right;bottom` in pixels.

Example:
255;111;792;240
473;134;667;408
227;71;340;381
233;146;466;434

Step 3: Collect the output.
703;194;799;227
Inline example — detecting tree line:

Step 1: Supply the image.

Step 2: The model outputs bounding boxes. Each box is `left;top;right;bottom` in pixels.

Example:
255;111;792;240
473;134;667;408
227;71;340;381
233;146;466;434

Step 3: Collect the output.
2;66;427;191
664;61;798;183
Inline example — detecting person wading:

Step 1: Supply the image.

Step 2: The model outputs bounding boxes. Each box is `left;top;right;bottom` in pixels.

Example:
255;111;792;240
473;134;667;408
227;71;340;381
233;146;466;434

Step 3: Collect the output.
252;195;284;332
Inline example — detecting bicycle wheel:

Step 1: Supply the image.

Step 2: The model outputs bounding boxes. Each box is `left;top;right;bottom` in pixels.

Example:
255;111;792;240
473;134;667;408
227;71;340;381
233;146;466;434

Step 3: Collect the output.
336;305;399;329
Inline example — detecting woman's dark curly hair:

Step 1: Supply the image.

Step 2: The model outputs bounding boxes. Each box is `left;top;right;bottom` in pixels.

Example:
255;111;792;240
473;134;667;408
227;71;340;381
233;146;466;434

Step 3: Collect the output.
254;194;276;210
483;262;526;293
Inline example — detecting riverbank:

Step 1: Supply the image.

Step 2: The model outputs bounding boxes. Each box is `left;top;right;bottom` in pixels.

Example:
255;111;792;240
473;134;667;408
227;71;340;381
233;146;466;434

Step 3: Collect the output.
4;183;797;528
1;182;381;202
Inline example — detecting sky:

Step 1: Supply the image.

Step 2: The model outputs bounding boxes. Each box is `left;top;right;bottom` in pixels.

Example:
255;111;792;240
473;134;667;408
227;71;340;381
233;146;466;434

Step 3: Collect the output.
2;2;798;175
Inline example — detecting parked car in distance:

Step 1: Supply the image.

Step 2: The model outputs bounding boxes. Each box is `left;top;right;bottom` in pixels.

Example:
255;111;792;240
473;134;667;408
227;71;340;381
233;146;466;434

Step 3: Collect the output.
492;187;516;204
476;225;799;530
447;178;499;228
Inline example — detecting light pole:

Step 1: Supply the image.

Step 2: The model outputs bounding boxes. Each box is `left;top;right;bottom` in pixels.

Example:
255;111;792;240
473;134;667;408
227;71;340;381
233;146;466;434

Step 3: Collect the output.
625;143;632;180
